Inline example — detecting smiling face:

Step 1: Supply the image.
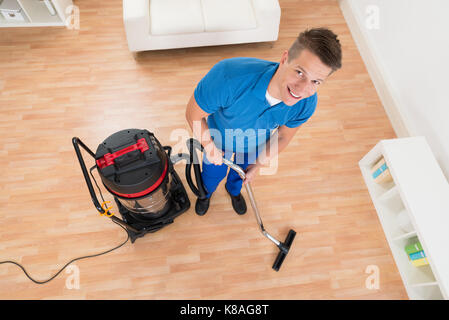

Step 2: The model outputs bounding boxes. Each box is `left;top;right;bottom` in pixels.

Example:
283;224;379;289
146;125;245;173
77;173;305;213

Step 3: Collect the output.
268;48;333;106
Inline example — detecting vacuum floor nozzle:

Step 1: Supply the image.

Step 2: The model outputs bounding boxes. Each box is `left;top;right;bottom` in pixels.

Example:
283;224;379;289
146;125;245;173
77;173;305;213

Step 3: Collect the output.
272;229;296;272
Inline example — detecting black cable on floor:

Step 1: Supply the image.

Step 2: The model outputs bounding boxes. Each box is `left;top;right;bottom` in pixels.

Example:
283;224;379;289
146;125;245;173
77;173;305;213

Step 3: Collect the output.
0;165;130;285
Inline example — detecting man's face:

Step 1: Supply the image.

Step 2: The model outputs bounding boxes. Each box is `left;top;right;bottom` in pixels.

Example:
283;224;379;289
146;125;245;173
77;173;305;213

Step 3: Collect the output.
274;49;333;106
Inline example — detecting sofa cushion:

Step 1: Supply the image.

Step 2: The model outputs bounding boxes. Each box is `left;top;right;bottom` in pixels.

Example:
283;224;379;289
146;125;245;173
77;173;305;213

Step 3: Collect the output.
201;0;257;32
150;0;205;35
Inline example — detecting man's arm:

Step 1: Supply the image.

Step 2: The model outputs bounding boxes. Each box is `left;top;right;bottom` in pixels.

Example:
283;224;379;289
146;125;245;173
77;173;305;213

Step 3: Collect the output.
256;125;300;166
185;93;224;165
243;125;300;184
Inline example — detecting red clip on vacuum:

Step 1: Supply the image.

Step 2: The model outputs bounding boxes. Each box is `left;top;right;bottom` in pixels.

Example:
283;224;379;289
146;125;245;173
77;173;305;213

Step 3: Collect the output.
221;158;297;271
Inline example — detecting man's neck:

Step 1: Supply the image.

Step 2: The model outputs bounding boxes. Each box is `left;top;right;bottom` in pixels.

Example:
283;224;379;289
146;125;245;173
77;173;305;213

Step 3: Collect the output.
267;69;282;100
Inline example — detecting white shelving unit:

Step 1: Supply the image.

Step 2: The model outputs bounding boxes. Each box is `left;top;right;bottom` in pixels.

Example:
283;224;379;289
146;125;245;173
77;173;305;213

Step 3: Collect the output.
359;136;449;300
0;0;72;27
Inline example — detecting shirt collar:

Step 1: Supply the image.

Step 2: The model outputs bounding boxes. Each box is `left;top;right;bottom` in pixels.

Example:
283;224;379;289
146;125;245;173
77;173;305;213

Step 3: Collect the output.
252;62;280;101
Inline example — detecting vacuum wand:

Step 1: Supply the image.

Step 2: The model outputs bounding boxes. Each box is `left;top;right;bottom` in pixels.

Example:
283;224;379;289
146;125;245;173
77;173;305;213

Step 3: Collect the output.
222;158;296;271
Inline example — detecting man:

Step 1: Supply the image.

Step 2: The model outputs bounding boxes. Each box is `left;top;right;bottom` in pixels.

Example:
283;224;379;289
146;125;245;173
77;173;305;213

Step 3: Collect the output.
186;28;342;216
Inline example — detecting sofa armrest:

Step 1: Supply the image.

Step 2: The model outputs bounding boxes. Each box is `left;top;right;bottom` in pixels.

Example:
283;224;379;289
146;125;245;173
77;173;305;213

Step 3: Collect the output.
123;0;151;52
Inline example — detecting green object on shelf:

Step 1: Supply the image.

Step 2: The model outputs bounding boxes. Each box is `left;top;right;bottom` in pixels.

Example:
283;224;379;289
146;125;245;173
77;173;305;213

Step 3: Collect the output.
405;241;423;255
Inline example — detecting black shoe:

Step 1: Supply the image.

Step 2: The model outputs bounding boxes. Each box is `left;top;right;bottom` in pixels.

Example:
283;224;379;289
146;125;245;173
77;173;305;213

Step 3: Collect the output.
225;185;247;215
195;196;211;216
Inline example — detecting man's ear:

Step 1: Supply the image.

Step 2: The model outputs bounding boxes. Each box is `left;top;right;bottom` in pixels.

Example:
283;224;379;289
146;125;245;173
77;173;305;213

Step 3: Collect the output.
280;50;289;65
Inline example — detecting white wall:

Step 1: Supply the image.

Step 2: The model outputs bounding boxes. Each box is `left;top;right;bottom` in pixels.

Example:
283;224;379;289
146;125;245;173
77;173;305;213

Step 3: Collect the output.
339;0;449;179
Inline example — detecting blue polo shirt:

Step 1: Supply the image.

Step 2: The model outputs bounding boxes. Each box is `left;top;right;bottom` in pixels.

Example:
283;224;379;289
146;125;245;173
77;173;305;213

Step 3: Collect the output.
194;57;317;153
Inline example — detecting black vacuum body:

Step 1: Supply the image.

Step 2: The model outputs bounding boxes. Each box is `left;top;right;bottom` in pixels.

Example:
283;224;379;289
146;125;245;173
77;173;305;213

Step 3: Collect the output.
95;129;190;242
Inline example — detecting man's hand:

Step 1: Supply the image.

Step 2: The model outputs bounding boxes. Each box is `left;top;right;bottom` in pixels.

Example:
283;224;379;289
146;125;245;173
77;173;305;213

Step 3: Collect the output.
243;163;260;185
204;142;224;166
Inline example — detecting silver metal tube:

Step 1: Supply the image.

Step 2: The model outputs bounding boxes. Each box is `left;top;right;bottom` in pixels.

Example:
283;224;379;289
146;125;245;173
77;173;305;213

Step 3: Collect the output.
222;158;280;246
170;153;191;164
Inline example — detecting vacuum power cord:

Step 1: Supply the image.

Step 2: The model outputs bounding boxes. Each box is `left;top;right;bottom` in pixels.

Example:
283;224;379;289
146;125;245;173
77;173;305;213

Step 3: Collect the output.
0;166;130;284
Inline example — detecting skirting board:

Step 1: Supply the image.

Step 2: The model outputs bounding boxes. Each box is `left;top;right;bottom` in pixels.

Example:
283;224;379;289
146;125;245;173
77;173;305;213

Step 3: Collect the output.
338;0;412;138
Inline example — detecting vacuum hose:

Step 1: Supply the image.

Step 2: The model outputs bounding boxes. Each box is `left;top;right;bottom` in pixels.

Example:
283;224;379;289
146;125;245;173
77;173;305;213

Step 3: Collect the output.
170;138;208;200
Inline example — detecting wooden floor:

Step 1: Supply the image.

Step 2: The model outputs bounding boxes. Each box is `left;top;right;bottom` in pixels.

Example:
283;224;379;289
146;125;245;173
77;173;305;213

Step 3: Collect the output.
0;0;407;299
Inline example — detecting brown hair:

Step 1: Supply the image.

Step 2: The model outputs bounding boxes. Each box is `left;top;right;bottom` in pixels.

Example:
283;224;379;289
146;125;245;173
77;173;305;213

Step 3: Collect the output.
288;27;342;73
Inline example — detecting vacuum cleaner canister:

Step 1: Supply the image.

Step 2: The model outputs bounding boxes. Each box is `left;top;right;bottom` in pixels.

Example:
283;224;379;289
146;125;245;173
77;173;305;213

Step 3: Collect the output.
73;129;202;243
95;129;171;216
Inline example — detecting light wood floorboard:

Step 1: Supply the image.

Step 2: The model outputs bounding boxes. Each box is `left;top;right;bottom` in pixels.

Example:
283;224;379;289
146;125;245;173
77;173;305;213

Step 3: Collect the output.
0;0;406;299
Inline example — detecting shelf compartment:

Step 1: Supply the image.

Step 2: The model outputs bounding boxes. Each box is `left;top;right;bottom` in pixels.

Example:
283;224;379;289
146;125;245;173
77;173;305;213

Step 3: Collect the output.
391;236;436;286
378;185;398;202
0;0;71;27
18;0;61;23
360;163;396;199
408;284;444;300
375;180;396;199
0;1;30;23
393;231;417;242
377;191;415;239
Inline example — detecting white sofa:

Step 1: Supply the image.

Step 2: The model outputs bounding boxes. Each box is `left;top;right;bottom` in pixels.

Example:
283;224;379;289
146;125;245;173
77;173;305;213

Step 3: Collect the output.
122;0;281;52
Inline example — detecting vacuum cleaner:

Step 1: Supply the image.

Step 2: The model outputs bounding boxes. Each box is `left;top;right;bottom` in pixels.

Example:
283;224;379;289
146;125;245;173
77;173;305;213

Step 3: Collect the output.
72;128;296;271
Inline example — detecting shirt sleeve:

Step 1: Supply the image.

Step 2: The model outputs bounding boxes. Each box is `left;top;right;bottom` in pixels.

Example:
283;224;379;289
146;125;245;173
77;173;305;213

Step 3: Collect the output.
194;60;232;114
285;93;318;128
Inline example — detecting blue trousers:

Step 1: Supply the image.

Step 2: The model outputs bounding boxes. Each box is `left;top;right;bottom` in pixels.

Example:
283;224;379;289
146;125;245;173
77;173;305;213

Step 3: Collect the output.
201;150;259;198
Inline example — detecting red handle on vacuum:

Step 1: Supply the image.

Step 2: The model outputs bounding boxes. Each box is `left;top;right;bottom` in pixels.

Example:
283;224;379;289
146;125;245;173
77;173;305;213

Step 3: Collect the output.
96;138;150;169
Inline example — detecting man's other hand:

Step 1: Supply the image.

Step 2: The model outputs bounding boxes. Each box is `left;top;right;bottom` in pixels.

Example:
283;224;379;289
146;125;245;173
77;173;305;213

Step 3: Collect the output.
243;164;260;185
204;142;224;166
